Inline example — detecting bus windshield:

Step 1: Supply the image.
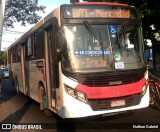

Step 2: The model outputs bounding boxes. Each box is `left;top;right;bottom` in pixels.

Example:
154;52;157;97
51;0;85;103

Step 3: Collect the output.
62;24;144;73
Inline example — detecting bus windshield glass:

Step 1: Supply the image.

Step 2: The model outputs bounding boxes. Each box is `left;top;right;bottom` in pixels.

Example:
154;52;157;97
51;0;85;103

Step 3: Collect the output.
62;24;144;73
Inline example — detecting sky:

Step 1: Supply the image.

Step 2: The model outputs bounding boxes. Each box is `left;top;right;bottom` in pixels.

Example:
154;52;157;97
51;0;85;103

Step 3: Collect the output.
1;0;71;50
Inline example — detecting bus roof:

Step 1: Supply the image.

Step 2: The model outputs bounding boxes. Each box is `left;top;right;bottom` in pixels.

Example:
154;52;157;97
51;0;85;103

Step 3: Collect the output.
73;2;128;7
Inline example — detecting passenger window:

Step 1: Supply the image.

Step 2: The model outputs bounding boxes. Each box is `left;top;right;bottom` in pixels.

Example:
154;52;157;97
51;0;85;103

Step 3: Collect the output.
26;36;33;58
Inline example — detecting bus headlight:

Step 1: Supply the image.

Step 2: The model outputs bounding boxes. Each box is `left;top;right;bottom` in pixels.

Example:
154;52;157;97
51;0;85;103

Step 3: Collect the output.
64;85;87;103
76;91;86;101
141;82;148;96
65;86;76;97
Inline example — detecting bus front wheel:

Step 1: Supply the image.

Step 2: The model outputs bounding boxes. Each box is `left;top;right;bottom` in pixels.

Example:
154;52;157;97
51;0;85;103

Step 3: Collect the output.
39;85;53;118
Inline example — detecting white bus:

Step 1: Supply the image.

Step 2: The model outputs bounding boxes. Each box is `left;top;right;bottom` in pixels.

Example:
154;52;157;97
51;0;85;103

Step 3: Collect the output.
7;1;149;118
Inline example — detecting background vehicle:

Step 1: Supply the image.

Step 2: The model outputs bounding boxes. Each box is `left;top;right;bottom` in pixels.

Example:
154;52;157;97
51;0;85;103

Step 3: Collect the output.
3;67;9;78
7;2;149;118
0;66;5;72
0;67;4;83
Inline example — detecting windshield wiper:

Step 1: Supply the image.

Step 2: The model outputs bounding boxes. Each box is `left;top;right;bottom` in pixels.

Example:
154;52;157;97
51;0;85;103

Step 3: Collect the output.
83;20;105;58
98;29;105;58
83;20;101;46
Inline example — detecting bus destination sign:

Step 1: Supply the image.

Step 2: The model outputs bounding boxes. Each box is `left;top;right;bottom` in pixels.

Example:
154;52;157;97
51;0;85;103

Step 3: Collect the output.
64;6;130;18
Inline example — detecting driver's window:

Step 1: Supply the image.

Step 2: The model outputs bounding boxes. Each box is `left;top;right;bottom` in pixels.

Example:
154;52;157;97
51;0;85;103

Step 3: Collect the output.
124;33;134;50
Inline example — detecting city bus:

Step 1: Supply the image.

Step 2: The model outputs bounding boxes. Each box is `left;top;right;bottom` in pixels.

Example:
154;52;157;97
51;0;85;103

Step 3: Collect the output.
7;2;149;118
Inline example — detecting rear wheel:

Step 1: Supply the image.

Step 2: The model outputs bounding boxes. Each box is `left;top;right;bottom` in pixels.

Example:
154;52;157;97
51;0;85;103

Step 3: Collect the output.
39;85;53;118
44;109;54;118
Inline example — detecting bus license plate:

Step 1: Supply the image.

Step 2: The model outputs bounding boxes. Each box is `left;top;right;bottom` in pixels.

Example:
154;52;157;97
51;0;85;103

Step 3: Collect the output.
111;100;125;107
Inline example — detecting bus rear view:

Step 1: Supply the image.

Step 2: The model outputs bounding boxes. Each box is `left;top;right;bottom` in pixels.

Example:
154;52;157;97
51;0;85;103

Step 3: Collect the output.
59;2;149;118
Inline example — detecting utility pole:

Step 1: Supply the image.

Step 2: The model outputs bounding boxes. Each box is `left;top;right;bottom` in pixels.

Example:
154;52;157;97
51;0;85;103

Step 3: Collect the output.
0;0;6;51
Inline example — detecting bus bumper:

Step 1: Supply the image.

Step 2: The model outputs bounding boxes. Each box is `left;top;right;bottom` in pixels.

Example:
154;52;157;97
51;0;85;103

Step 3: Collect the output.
57;86;149;118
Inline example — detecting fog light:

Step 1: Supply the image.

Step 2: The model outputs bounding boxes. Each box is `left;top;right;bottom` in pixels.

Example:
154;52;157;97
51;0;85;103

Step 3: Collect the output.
77;91;86;100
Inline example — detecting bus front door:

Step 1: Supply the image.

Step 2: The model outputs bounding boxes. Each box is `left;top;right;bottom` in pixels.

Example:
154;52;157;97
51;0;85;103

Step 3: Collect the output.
45;24;57;110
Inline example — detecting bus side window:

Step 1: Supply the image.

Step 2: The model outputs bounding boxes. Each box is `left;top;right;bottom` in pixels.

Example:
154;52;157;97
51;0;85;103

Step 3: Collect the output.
8;50;11;65
34;31;44;59
17;45;21;62
25;36;33;60
12;44;21;63
34;34;38;58
12;46;16;63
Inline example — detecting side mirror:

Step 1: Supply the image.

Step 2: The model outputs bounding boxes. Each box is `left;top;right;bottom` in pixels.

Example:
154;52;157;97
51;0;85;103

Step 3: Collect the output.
147;64;150;68
56;48;62;64
56;48;62;54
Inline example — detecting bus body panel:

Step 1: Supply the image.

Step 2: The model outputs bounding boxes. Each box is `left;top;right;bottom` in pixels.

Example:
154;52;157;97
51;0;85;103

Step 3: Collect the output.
76;78;146;99
58;76;149;118
25;59;46;102
56;73;149;118
12;62;23;92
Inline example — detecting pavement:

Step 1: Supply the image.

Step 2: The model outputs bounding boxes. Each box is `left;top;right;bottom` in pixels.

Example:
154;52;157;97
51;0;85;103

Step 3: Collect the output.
0;78;25;123
0;79;55;132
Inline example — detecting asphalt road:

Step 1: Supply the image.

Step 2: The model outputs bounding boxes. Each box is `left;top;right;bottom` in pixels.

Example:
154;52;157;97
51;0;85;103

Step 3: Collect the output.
0;79;160;132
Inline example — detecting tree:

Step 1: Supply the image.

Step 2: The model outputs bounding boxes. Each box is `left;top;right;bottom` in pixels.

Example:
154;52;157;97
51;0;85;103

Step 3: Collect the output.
83;0;160;43
83;0;160;74
0;51;7;66
4;0;46;28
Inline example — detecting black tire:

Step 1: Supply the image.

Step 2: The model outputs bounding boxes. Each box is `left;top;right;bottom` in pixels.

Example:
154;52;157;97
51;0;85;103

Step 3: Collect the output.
44;109;53;118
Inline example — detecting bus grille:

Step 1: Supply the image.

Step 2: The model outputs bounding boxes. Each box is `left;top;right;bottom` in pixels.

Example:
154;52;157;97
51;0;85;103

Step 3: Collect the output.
88;94;141;111
81;72;144;87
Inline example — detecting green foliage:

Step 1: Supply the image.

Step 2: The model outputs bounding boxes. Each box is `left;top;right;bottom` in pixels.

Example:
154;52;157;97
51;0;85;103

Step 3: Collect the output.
83;0;160;44
0;51;7;65
4;0;46;28
123;0;160;41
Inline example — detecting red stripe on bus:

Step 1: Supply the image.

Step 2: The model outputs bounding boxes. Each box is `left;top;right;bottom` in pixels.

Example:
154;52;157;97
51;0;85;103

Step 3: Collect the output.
74;2;128;7
76;78;146;99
